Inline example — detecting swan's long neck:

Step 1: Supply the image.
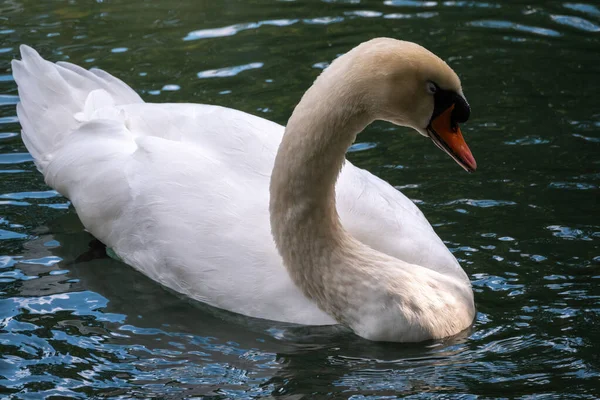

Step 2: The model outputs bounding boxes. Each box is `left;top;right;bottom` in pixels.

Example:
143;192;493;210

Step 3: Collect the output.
270;67;377;323
270;72;370;246
269;51;475;342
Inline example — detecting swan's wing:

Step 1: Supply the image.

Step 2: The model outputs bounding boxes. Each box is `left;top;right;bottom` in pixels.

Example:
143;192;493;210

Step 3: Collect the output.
337;166;469;282
41;102;335;325
117;102;281;175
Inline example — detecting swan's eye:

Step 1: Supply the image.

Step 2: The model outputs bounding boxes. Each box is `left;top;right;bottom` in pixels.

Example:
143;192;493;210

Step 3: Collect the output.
426;82;437;95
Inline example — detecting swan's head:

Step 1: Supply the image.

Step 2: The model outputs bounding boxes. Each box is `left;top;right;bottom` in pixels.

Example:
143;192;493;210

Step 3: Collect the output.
331;38;476;172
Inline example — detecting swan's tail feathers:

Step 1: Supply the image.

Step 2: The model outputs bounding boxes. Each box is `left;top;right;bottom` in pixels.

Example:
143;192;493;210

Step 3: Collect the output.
11;45;143;171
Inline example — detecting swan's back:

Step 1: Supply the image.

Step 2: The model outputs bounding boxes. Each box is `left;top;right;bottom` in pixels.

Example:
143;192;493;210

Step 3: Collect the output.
12;45;468;325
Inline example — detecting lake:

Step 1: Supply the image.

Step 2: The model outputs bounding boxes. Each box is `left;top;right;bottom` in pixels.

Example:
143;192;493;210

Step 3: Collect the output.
1;0;599;398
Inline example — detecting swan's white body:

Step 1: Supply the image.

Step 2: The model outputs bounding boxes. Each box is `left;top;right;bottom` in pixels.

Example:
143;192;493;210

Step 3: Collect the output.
13;40;475;341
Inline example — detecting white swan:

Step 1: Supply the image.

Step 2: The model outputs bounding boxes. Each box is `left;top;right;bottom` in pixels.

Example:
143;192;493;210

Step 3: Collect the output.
12;38;477;342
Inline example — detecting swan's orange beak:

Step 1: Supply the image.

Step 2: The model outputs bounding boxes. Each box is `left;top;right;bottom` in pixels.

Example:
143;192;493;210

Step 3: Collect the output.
427;104;477;172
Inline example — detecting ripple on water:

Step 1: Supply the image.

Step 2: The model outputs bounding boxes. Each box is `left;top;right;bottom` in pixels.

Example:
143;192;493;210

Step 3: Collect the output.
348;142;377;152
0;132;18;139
0;256;17;269
564;2;600;18
549;181;597;190
182;11;449;43
572;133;600;142
19;256;63;266
1;291;125;322
384;0;437;6
468;20;562;37
162;84;180;91
472;273;524;296
443;1;501;8
0;153;33;165
521;253;548;262
0;95;19;106
0;267;40;282
384;11;439;19
312;61;330;69
184;19;298;41
504;136;550;145
302;16;344;25
551;14;600;32
344;10;383;18
197;62;264;79
546;225;596;241
385;0;501;7
0;116;19;125
0;190;59;200
0;229;27;240
443;198;517;208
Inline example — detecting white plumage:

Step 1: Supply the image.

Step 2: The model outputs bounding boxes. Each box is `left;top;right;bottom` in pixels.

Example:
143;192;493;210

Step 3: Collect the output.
12;41;473;340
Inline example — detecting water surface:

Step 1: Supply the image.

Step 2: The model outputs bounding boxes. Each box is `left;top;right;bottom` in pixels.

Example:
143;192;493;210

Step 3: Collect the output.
1;0;599;398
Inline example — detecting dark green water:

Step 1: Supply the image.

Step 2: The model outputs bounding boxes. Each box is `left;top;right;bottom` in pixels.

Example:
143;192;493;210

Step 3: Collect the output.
1;0;599;398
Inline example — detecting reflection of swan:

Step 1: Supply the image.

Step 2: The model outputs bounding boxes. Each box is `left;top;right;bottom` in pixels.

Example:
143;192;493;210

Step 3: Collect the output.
13;38;476;342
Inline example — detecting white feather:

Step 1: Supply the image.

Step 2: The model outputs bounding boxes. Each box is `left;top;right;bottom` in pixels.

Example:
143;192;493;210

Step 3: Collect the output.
12;44;469;329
